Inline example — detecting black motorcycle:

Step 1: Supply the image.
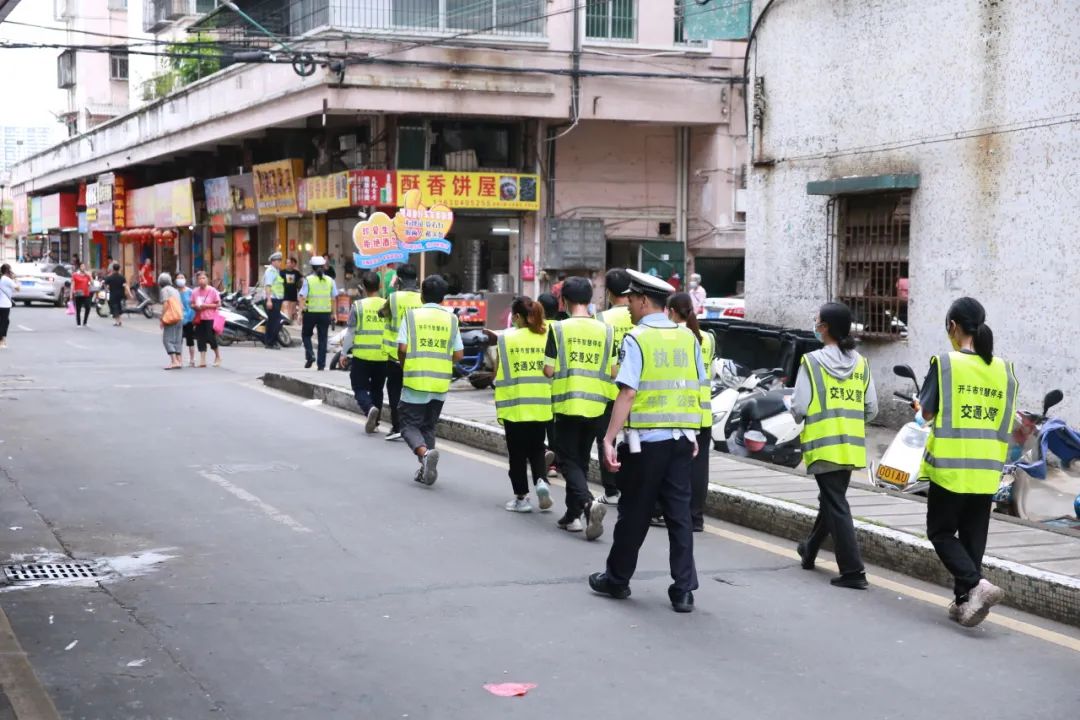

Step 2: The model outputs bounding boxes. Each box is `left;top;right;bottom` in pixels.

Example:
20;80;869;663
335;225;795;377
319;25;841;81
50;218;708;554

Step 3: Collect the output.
217;293;292;348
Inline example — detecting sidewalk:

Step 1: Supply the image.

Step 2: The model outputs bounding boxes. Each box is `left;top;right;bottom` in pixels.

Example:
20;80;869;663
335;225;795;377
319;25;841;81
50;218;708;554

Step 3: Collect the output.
263;369;1080;627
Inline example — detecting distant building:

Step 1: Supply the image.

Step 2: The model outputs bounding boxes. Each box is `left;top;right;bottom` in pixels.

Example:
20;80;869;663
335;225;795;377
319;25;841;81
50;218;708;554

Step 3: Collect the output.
55;0;131;136
0;126;59;173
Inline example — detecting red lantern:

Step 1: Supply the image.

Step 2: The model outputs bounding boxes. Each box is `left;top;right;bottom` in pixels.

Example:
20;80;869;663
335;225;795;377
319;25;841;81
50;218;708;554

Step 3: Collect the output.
241;241;251;254
521;255;535;282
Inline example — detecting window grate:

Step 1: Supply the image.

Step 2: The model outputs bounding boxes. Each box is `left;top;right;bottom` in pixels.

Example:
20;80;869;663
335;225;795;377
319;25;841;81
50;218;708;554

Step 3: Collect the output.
4;563;100;583
586;0;636;41
830;192;910;339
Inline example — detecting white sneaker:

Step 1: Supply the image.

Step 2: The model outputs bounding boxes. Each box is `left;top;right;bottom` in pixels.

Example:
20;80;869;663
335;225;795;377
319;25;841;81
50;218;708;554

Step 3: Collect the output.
559;518;584;532
584;501;607;541
597;492;620;506
959;579;1005;627
365;407;380;434
505;497;533;513
385;431;402;441
535;480;553;511
420;449;440;486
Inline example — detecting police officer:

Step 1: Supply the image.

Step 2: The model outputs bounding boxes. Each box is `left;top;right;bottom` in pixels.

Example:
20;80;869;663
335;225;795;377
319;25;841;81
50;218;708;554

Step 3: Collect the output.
590;270;705;613
543;276;613;541
594;268;634;506
262;251;286;349
791;302;877;590
918;297;1017;627
298;256;338;371
496;296;554;513
345;271;388;434
380;263;422;441
397;274;464;486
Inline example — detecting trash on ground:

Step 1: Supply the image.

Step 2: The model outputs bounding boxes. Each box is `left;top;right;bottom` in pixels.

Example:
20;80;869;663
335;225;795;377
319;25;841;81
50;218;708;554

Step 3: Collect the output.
483;683;537;697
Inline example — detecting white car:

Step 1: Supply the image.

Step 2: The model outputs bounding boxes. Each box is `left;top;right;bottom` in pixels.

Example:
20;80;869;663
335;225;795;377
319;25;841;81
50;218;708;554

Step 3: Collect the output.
11;263;72;307
701;294;745;320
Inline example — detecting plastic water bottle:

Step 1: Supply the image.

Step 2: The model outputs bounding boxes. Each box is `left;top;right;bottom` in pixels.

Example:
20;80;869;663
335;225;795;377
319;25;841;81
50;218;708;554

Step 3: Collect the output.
1073;493;1080;520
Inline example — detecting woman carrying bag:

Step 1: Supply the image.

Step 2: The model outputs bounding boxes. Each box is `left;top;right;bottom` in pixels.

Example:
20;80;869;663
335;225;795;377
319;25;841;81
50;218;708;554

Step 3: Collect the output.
159;273;184;370
191;271;223;368
791;302;877;590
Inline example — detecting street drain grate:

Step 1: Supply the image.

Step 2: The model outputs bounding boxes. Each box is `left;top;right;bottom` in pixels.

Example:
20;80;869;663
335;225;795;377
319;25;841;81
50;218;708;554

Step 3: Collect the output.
3;563;100;583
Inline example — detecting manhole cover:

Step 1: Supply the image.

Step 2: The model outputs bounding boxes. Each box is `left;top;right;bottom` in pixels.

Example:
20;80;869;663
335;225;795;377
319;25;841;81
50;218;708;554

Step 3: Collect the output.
3;563;100;583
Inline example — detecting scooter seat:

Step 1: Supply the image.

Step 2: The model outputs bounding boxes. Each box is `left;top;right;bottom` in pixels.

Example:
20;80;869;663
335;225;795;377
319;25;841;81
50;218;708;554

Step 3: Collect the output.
742;392;790;422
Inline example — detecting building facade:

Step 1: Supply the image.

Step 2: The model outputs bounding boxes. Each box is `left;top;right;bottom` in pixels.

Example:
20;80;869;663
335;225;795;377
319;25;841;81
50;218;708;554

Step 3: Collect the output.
744;0;1080;421
55;0;132;137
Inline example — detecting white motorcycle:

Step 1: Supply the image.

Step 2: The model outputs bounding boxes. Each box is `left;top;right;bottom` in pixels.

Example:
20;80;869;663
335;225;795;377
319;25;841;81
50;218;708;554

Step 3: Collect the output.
710;361;786;451
872;364;932;494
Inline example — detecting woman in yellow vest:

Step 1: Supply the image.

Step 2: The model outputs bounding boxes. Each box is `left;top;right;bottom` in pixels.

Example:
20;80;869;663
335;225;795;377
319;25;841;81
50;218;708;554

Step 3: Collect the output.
345;271;388;434
917;297;1017;627
666;292;714;532
496;297;554;513
791;302;877;590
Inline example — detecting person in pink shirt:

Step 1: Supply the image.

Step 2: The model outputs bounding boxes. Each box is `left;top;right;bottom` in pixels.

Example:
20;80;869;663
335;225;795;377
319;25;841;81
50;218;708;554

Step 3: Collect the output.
190;271;223;368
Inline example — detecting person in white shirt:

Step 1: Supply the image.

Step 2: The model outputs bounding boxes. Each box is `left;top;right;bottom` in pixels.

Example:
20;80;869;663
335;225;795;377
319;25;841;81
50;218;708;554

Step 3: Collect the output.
0;264;18;349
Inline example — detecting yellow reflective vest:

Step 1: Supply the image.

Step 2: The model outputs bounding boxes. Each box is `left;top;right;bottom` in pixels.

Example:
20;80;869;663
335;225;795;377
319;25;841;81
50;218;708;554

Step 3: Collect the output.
383;290;421;360
699;329;715;428
267;267;285;299
627;325;702;430
304;274;333;313
402;306;458;394
350;296;387;361
549;317;614;418
596;305;634;354
800;354;871;469
920;352;1018;494
495;327;552;424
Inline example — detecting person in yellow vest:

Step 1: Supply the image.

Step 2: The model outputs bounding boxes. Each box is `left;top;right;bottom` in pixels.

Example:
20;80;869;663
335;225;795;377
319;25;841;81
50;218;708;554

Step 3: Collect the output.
496;296;554;513
397;274;464;486
542;276;614;540
917;297;1017;627
261;251;286;349
790;302;877;590
590;270;706;613
380;263;422;441
593;268;634;506
345;271;388;434
666;292;715;532
298;256;339;371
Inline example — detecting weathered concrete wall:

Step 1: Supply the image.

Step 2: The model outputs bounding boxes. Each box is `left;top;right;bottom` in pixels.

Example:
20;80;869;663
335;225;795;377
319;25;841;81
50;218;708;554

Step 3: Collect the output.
746;0;1080;423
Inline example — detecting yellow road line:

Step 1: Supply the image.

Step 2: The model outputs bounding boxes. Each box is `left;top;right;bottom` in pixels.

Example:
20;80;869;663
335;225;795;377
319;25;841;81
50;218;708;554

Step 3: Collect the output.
253;383;1080;653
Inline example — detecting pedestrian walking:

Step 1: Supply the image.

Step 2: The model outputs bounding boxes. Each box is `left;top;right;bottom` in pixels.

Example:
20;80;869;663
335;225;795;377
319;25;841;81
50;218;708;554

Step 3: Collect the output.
262;252;286;349
103;262;130;327
397;274;463;486
346;271;388;433
299;256;338;371
380;263;422;440
590;270;705;613
591;273;708;613
496;296;554;513
543;276;613;541
159;273;184;370
0;263;17;349
282;257;302;323
594;268;635;506
71;263;92;327
191;271;223;368
688;273;707;316
791;302;877;589
176;273;196;367
918;297;1017;627
666;292;715;532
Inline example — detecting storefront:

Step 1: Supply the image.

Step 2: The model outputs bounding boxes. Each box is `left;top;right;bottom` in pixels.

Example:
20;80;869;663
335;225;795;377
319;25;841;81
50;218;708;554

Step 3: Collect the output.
125;178;196;282
87;173;127;275
41;192;78;263
205;173;260;292
253;159;308;273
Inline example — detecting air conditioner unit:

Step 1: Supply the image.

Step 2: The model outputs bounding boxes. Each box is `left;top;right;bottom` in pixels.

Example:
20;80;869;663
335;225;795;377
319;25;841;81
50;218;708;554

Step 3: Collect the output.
734;188;748;214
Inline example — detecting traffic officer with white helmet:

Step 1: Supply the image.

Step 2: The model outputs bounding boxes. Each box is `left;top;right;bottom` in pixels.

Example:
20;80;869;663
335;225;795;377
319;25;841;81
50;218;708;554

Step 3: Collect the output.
298;255;338;370
262;251;286;349
590;269;706;613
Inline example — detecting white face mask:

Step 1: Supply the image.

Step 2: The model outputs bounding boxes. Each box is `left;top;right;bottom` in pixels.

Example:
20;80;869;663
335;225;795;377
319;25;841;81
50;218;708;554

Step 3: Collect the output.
176;278;187;288
688;281;699;289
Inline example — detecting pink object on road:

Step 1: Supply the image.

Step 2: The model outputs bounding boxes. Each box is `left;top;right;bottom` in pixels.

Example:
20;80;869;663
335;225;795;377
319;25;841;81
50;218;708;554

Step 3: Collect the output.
483;683;537;697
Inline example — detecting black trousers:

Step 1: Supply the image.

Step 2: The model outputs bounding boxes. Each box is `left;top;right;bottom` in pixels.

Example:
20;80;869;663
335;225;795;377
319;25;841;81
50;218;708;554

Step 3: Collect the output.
400;400;444;453
0;307;9;339
504;420;549;497
690;428;711;529
926;482;993;600
554;413;599;516
195;320;218;352
605;438;698;593
73;296;91;325
349;359;386;415
302;312;332;369
264;298;283;347
801;469;865;576
595;401;620;497
385;360;404;432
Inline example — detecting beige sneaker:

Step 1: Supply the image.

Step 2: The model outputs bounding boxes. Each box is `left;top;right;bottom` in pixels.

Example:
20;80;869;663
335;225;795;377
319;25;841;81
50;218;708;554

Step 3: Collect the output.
959;579;1005;627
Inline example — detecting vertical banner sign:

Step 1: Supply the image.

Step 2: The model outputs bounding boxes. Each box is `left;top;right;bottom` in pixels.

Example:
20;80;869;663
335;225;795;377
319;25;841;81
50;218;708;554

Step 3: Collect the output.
352;188;454;269
252;159;303;216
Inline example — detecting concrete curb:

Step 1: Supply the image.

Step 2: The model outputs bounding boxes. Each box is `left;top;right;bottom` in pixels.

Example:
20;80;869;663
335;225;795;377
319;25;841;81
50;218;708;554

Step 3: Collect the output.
262;372;1080;628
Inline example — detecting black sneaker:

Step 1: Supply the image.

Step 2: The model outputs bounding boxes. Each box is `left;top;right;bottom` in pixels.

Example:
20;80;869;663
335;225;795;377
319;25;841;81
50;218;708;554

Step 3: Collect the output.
830;573;869;590
304;359;314;369
649;515;666;528
796;541;815;570
668;586;695;613
589;572;630;600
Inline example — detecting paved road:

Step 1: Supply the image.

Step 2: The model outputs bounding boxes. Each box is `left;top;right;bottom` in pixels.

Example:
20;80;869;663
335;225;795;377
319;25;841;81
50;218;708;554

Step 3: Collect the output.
1;308;1078;719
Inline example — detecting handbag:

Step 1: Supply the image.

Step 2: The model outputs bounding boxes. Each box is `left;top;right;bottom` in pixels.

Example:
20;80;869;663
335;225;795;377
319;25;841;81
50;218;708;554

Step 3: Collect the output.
162;296;182;326
65;300;75;315
212;311;225;335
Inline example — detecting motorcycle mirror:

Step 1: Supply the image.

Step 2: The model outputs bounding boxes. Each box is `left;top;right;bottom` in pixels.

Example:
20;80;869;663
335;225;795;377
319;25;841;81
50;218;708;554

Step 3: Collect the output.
892;364;916;381
1043;389;1064;416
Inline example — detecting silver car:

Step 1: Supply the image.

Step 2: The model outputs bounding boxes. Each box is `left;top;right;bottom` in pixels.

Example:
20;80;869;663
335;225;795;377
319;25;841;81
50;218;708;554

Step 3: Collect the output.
11;263;72;307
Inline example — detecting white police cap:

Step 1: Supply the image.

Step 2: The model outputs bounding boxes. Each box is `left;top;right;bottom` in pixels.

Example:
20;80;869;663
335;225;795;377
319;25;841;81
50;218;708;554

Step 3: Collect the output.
310;255;327;267
268;251;283;262
623;268;676;297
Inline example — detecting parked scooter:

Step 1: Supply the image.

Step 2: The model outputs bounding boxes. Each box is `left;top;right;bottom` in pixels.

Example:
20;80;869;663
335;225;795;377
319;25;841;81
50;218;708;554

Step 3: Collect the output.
871;364;932;494
217;293;292;348
328;328;350;371
725;386;803;468
711;363;786;451
94;286;155;319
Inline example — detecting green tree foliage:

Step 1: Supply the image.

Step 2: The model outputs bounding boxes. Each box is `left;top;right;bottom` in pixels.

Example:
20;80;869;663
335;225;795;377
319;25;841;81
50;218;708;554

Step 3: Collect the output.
166;33;221;85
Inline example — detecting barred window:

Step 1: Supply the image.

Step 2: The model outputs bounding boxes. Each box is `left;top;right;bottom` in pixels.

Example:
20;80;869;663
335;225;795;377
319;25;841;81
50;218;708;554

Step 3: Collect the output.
586;0;635;41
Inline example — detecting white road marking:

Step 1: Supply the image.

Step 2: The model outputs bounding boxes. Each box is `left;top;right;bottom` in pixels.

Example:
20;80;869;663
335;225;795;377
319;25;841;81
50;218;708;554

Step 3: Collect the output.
196;469;312;534
16;325;33;332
